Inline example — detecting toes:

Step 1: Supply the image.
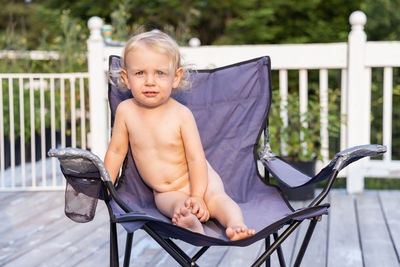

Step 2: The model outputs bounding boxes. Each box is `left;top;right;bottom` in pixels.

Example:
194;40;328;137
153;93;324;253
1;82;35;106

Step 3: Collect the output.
184;198;191;209
180;207;190;216
226;226;256;241
226;227;235;239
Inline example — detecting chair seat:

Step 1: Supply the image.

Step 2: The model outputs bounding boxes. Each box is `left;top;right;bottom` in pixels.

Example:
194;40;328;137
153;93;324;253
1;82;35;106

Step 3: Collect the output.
111;171;328;247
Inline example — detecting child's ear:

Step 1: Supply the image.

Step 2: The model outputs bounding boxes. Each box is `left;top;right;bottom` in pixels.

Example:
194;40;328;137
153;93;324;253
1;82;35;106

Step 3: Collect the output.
172;68;184;88
121;69;130;89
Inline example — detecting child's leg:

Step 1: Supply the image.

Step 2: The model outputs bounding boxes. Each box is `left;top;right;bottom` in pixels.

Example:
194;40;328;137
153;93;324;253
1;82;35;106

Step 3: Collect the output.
154;190;204;234
204;163;255;241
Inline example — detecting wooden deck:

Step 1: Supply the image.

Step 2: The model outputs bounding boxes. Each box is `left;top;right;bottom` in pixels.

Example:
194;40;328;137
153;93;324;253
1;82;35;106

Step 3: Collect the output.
1;189;399;267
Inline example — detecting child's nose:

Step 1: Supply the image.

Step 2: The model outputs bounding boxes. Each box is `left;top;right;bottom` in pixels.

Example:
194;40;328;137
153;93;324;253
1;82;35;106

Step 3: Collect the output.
145;74;156;85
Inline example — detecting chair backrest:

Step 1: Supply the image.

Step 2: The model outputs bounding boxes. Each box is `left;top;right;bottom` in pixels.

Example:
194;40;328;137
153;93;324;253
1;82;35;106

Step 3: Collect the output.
108;56;272;209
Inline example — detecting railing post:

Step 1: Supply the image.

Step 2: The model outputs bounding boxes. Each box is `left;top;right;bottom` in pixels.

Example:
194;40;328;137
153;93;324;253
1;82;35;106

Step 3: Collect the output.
346;11;369;194
87;16;108;159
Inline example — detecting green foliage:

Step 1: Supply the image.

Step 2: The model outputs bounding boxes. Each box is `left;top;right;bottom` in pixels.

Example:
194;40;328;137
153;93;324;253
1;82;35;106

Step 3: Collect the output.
362;0;400;41
110;0;132;42
0;2;87;73
268;84;342;162
268;69;343;162
214;0;363;44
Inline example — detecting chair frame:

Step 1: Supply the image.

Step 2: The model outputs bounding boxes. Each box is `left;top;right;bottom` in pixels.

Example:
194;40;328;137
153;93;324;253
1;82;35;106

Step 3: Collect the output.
51;143;383;267
103;165;335;267
53;140;346;267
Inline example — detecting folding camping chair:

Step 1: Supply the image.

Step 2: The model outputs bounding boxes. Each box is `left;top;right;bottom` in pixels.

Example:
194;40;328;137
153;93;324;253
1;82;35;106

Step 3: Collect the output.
48;56;386;267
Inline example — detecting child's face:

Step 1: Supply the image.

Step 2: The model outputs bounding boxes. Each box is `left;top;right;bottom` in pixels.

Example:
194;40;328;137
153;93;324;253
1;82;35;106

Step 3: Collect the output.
122;45;183;109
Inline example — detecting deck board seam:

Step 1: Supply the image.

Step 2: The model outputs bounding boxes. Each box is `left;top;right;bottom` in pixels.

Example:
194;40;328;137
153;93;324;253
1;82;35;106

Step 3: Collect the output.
377;191;400;263
354;197;366;267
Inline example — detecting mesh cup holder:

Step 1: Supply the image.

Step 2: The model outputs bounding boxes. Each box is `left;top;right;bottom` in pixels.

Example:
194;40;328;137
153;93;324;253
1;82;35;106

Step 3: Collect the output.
64;176;102;223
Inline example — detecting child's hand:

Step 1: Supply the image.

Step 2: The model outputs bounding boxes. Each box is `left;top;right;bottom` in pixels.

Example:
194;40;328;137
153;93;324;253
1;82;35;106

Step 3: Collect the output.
185;197;210;223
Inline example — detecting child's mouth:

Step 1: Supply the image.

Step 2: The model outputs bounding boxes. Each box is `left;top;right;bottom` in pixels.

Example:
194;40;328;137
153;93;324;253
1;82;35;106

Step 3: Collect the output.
143;91;158;97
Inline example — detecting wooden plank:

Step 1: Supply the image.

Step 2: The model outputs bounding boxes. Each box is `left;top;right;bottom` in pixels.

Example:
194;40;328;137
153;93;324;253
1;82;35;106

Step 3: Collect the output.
73;225;150;267
196;246;229;266
217;240;263;266
0;191;30;204
0;192;68;265
37;202;112;266
1;200;107;266
0;191;60;219
379;190;400;262
0;191;64;237
356;191;398;267
151;239;196;267
327;190;363;267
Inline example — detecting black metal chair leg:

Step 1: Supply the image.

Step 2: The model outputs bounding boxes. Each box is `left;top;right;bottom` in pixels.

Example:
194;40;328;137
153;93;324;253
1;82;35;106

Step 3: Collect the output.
253;221;301;267
265;236;271;267
123;233;134;267
143;225;196;267
110;222;119;267
293;219;318;267
192;246;210;262
273;232;286;267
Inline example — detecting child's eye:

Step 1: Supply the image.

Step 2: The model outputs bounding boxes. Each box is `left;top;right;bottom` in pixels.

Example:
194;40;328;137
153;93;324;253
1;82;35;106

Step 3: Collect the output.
135;71;144;76
157;71;166;75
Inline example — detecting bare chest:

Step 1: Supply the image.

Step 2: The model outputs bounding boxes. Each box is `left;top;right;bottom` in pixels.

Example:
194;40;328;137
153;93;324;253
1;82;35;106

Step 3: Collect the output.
126;113;183;152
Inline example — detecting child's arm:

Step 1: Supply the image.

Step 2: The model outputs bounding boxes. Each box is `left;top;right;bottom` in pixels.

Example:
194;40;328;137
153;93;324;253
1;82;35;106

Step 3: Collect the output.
104;104;129;184
180;108;210;222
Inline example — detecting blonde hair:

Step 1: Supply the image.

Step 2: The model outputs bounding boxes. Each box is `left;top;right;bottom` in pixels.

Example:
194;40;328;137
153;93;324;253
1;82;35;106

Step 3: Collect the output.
115;30;191;92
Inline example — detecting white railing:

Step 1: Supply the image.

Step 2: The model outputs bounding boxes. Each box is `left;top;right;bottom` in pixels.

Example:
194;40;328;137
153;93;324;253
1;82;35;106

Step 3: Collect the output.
0;73;89;191
87;11;400;193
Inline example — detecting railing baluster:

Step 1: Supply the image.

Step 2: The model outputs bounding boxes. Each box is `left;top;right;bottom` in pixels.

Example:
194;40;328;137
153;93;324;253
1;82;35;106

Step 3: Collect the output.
50;77;56;186
8;78;15;187
29;77;36;188
70;77;76;148
0;78;4;188
80;77;86;149
365;67;372;144
319;69;329;163
340;69;347;152
279;69;288;156
299;69;308;155
19;77;26;187
383;67;393;162
40;77;46;186
61;77;66;148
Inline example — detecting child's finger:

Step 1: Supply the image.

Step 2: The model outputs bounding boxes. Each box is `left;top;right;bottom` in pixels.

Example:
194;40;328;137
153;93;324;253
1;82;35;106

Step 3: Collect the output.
191;203;200;214
184;198;192;209
199;211;209;222
197;208;206;218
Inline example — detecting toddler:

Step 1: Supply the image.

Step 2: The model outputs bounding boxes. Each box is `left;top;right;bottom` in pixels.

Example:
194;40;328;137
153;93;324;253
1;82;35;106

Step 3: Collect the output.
104;30;255;241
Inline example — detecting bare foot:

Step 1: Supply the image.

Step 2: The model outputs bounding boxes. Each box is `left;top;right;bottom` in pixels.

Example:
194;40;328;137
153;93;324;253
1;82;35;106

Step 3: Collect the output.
226;226;255;241
172;207;205;235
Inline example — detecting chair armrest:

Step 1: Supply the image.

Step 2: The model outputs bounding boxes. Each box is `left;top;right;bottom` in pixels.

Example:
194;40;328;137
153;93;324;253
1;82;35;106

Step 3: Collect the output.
309;144;386;207
259;144;386;188
332;144;387;172
259;144;386;207
48;147;133;213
